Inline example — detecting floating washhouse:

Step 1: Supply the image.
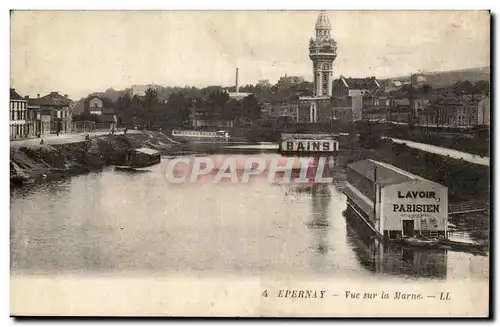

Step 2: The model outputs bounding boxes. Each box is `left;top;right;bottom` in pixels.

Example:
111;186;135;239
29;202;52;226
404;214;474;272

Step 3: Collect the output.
279;133;339;154
343;159;448;241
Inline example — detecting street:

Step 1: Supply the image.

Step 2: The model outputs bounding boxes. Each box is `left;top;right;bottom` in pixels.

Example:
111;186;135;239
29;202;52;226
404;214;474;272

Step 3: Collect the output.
9;129;137;148
386;137;490;167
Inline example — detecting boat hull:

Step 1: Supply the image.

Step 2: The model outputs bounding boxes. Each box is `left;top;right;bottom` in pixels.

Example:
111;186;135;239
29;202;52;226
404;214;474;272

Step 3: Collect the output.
403;238;439;248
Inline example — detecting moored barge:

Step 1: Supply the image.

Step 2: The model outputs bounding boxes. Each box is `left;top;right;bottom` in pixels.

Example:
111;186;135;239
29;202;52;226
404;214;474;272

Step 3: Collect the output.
115;147;161;172
342;159;448;243
172;129;230;142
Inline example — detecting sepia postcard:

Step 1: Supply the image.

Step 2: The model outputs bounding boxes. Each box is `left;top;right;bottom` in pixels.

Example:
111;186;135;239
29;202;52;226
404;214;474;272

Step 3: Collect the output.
9;10;491;317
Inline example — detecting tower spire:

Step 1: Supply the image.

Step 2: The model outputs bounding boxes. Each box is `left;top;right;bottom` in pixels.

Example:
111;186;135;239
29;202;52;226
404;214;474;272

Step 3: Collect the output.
309;11;337;97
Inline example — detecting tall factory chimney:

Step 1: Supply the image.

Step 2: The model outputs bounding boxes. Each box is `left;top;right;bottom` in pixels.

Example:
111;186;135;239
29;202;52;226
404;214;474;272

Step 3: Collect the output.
235;68;239;94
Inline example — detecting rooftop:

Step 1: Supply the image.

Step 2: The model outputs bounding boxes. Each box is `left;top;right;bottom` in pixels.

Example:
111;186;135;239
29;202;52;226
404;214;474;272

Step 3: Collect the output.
28;92;73;107
335;77;381;91
10;88;25;101
226;91;253;100
133;147;160;156
347;159;434;186
315;11;331;30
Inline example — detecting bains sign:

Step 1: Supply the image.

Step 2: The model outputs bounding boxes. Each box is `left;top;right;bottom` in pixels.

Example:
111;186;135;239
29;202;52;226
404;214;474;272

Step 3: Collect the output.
280;139;338;153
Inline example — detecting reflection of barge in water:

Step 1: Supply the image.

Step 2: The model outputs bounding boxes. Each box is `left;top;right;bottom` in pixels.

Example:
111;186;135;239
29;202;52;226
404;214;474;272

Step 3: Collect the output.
342;159;449;243
344;208;448;278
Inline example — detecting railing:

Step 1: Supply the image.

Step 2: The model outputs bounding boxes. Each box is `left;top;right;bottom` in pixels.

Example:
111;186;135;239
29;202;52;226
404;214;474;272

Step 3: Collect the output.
449;200;488;215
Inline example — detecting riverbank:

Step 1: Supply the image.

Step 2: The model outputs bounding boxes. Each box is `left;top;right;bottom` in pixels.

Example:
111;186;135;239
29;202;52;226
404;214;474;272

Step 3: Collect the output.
10;131;178;187
336;136;489;202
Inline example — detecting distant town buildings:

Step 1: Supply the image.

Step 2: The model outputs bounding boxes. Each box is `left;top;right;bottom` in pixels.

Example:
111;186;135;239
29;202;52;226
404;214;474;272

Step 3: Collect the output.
276;75;305;90
262;96;299;121
411;73;427;88
10;89;74;139
419;93;490;127
477;95;490;126
130;84;161;97
9;89;28;139
10;13;489;135
257;79;272;88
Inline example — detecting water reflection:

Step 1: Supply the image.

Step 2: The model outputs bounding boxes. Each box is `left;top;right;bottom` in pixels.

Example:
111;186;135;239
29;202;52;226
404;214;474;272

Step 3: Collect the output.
344;207;447;279
308;186;331;275
10;151;487;281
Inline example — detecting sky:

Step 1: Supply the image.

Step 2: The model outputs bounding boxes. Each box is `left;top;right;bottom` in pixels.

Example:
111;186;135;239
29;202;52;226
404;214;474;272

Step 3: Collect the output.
10;10;490;99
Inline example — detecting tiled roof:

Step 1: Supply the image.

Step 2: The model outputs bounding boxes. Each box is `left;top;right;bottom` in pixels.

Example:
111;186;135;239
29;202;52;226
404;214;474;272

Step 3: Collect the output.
10;88;25;101
336;77;381;91
29;92;73;107
347;159;432;186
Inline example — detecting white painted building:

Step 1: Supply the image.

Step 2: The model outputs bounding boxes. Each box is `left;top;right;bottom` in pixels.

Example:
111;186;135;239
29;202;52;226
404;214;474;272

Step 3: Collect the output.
343;159;448;240
10;88;28;139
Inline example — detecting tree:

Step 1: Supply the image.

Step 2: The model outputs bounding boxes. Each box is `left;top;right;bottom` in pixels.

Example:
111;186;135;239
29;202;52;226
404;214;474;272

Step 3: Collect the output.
474;80;490;95
241;95;261;120
205;90;230;121
166;92;191;128
421;84;432;93
453;80;475;95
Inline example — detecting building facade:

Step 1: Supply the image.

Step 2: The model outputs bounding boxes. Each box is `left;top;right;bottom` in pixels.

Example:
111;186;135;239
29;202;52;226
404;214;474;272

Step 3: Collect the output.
89;96;104;115
10;89;28;139
28;92;73;134
419;93;487;128
331;77;382;122
477;95;490;126
263;96;299;121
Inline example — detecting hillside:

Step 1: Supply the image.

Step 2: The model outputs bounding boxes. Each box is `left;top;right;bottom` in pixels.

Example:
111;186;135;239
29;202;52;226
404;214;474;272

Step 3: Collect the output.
390;67;490;88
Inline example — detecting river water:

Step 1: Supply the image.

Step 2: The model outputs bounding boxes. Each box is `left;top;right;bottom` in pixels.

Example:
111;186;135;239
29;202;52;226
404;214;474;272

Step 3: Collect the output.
10;149;489;282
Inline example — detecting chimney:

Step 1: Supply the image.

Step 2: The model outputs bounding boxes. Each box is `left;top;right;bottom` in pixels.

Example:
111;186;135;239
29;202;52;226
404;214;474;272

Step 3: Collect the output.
24;95;29;100
37;93;40;98
64;94;68;98
235;68;239;94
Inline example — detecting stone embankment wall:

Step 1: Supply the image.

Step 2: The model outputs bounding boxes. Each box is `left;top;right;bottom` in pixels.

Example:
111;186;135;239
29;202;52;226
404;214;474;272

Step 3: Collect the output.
10;132;176;187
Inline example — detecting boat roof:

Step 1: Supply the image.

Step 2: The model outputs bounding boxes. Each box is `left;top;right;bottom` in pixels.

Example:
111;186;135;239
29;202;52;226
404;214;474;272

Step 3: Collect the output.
281;133;334;140
347;159;436;186
133;147;160;155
